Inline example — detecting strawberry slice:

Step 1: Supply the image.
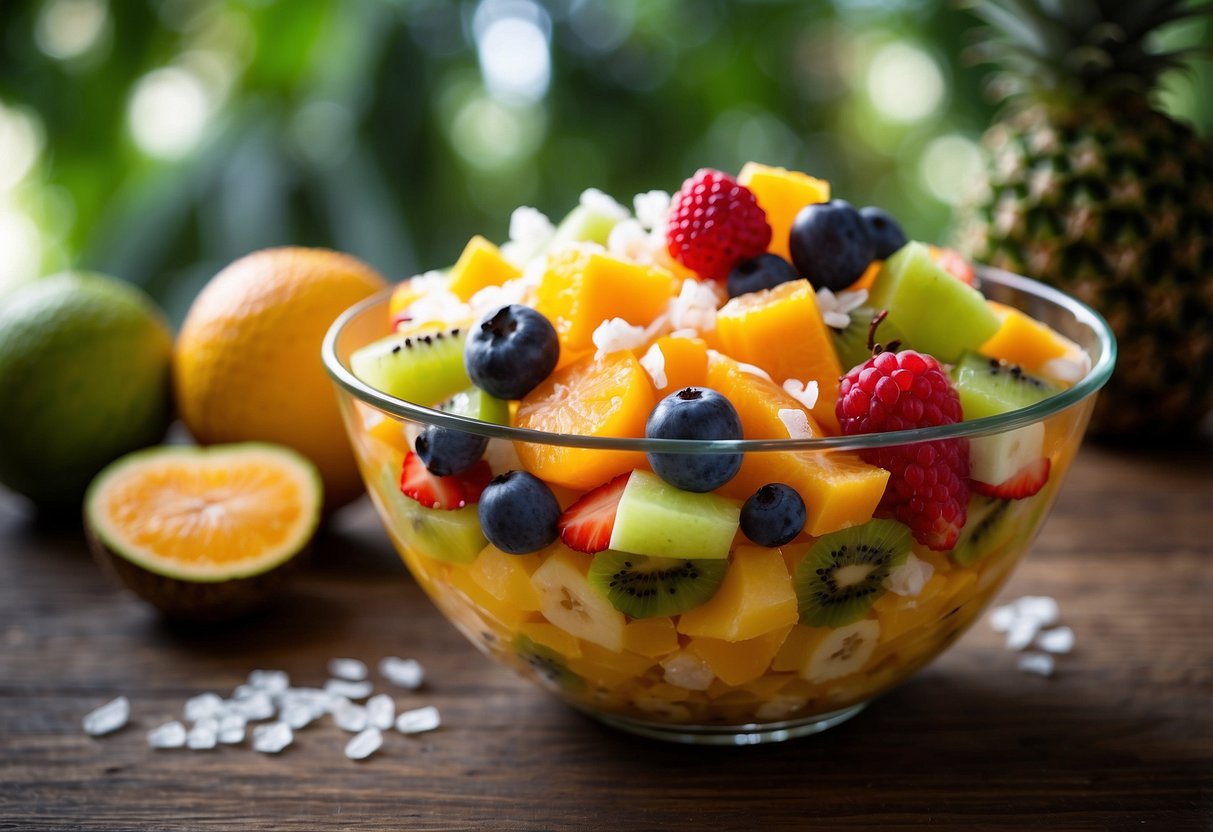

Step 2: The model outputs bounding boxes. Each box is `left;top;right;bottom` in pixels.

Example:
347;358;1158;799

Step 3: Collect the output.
400;451;492;509
972;457;1050;500
930;246;976;286
557;473;630;553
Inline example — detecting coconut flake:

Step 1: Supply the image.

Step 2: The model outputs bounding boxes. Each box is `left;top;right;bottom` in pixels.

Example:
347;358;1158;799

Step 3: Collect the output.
1015;595;1060;628
503;205;554;259
667;328;699;340
332;699;369;733
252;721;293;754
660;653;714;691
379;657;425;690
325;679;373;701
1036;626;1074;654
1041;352;1090;385
344;727;383;761
606;218;650;262
634;190;671;230
395;705;441;735
777;408;814;439
247;669;290;694
817;287;869;331
668;279;721;333
755;696;807;721
579;187;630;222
1005;616;1042;651
735;361;772;382
187;719;218;750
989;604;1018;633
1017;652;1055;677
83;697;129;737
404;286;470;327
147;721;187;749
366;694;396;730
327;658;368;682
640;343;668;390
883;553;935;597
183;692;225;722
782;378;820;411
592;317;649;355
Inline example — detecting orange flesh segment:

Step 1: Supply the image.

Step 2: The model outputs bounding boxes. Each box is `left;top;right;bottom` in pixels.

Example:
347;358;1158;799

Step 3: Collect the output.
980;301;1083;371
738;162;830;262
714;279;842;433
642;335;709;398
513;351;654;490
706;352;822;440
448;235;522;301
534;248;676;356
96;450;313;570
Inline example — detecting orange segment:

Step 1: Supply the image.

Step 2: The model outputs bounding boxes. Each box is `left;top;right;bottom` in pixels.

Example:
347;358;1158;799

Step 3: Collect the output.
641;335;709;398
85;443;322;580
688;625;793;686
706;352;823;439
714;279;842;433
738;162;830;261
677;547;798;642
514;351;654;490
534;247;676;355
448;235;522;301
850;260;881;293
980;301;1083;372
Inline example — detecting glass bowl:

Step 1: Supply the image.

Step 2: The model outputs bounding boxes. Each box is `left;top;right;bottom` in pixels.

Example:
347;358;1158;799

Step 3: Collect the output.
322;266;1115;745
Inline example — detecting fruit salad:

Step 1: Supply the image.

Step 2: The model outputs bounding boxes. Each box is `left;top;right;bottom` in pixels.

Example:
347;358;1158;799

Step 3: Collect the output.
334;163;1101;739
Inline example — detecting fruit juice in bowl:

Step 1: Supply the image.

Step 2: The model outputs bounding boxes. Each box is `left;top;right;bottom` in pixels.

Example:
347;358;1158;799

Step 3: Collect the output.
322;165;1115;744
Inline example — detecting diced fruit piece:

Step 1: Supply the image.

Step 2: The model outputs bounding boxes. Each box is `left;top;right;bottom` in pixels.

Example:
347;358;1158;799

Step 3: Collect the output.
950;496;1019;566
478;470;561;555
356;403;410;454
437;387;510;425
414;424;487;476
867;242;1001;363
531;549;626;652
688;625;793;686
737;162;830;262
512;634;584;691
666;168;772;280
980;301;1083;371
377;457;487;564
793;519;912;628
830;306;906;374
444;561;530;630
83;443;322;622
969;422;1044;487
859;206;908;260
872;572;950;642
350;326;469;406
951;351;1061;419
642;335;709;398
705;352;823;439
789;200;876;292
389;280;427;326
972;458;1051;500
557;474;628;554
771;624;829;672
677;546;799;642
801;619;880;683
517;620;583;661
400;451;491;510
645;387;743;492
514;351;654;490
715;279;842;432
567;642;656;689
609;470;741;561
623;616;681;657
464;305;560;401
547;197;626;251
726;253;800;298
467;546;543;610
588;552;727;619
740;483;806;547
534;247;675;355
448;236;522;301
927;245;976;285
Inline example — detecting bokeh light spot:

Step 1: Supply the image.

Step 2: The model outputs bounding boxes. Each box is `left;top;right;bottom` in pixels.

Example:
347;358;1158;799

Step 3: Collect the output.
450;95;545;171
126;67;211;160
474;1;551;103
866;42;944;123
0;207;43;291
919;133;983;205
0;103;43;192
35;0;109;61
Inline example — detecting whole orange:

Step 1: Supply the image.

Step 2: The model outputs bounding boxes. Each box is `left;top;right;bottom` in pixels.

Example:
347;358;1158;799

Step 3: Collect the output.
174;248;386;511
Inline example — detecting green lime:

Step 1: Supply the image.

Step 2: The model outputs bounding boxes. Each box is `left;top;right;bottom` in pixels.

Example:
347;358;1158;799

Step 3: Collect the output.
0;272;174;508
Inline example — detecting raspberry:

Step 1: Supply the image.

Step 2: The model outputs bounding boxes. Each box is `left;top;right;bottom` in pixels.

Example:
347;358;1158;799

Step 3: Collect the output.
667;169;771;281
837;348;969;551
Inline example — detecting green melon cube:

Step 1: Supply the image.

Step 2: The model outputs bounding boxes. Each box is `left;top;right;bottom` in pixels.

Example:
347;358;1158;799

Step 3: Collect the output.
608;470;740;561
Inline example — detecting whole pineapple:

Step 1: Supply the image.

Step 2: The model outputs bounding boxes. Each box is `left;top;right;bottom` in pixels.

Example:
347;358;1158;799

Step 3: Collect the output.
955;0;1213;436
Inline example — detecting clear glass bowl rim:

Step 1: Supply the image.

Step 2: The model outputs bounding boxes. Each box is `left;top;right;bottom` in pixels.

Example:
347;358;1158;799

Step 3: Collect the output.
322;265;1116;455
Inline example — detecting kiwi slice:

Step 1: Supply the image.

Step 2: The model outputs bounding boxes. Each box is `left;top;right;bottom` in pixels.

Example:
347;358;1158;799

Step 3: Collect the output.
512;634;584;691
350;325;469;406
588;552;727;619
830;306;908;373
951;351;1060;420
437;386;510;425
377;463;485;564
950;495;1019;566
545;198;626;251
794;519;912;627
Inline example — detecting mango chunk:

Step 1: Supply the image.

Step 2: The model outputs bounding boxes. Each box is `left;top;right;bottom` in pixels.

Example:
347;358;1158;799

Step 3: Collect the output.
677;547;798;642
688;625;793;686
448;236;522;301
738;163;830;262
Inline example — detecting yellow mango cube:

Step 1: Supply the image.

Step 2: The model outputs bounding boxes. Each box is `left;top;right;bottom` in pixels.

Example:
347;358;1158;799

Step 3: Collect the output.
623;617;681;658
448;235;521;301
677;547;799;642
688;625;793;686
738;162;830;261
517;620;583;660
468;546;543;611
980;301;1084;372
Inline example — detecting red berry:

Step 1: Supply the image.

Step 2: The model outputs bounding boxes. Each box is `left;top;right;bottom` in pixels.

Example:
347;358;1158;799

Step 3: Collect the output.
667;169;772;281
837;348;969;551
400;451;492;510
972;457;1050;500
556;473;629;553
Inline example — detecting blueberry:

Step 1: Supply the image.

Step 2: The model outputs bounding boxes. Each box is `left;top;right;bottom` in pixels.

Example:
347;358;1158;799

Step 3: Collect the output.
726;253;801;298
860;206;908;260
789;199;876;292
740;483;806;547
465;305;560;400
645;387;743;492
414;424;487;476
478;470;561;554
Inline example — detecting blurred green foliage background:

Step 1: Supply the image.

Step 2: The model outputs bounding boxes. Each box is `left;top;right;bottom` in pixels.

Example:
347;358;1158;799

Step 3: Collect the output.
1;0;1209;322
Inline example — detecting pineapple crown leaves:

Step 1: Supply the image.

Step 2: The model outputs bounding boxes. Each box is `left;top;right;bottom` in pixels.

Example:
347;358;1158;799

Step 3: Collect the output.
961;0;1213;101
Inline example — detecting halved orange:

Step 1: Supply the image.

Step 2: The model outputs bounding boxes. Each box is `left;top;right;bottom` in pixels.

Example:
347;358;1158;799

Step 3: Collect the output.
85;443;322;620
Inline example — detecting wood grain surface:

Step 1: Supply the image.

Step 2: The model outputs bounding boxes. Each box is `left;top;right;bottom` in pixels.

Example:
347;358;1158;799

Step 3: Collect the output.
1;443;1210;831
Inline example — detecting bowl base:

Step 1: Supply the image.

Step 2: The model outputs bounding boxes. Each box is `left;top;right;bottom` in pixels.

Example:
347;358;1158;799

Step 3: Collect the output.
587;702;868;745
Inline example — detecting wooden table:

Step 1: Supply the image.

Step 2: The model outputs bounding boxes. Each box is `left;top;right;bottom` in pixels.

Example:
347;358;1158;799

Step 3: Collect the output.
1;443;1210;831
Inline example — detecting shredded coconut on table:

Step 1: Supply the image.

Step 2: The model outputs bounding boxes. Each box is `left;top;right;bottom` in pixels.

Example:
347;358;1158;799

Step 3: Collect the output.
379;656;424;689
395;705;441;735
327;658;368;682
782;378;820;411
345;727;383;761
990;595;1073;675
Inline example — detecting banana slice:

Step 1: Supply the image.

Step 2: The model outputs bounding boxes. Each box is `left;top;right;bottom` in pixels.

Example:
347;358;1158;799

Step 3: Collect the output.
802;619;880;683
531;549;626;652
969;422;1044;486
